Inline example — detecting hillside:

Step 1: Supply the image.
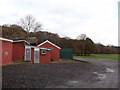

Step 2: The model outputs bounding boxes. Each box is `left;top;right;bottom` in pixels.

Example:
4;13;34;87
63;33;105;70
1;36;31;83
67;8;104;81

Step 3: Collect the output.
1;24;120;55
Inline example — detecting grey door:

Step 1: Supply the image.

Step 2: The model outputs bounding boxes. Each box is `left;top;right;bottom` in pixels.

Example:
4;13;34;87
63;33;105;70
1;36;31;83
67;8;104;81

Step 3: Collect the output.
34;48;39;63
25;48;31;60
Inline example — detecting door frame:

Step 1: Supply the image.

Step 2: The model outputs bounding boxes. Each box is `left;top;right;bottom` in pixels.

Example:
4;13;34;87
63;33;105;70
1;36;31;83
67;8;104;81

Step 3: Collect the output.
34;48;40;63
24;46;31;61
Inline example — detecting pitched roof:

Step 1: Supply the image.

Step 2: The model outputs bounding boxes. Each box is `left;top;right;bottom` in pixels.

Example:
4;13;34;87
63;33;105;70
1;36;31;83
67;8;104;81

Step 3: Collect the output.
0;37;13;42
0;37;30;45
37;40;61;49
13;40;30;45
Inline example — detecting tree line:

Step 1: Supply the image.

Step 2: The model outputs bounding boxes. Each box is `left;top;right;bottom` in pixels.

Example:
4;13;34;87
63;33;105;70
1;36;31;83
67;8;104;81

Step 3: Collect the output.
1;14;120;55
1;24;120;55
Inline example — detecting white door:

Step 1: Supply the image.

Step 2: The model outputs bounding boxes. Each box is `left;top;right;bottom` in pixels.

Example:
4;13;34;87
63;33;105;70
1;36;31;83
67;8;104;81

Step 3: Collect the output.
25;47;31;61
34;48;40;63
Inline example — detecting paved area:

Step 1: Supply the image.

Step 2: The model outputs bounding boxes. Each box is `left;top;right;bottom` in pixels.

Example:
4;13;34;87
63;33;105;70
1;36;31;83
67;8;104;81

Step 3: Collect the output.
2;58;118;88
73;57;118;88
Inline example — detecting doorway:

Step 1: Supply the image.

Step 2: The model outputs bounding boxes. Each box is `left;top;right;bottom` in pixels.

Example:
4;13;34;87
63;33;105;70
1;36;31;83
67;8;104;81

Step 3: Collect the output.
25;46;31;61
34;48;40;63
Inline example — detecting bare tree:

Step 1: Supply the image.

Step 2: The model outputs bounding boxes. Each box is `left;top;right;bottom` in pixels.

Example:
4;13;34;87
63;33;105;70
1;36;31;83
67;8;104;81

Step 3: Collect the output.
77;34;87;40
18;14;42;36
63;36;71;40
76;34;87;56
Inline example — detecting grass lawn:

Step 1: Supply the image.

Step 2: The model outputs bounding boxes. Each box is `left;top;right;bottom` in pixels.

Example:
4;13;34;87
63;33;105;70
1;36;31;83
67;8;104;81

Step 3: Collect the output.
74;54;120;60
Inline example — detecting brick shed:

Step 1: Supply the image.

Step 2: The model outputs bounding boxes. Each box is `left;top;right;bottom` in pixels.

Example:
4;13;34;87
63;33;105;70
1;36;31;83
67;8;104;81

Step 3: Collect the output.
38;40;61;61
12;40;30;61
0;37;54;65
0;37;13;65
25;46;51;63
13;40;52;63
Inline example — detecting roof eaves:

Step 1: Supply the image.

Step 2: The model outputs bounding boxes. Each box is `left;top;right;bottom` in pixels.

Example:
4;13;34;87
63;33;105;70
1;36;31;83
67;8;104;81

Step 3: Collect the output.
13;40;30;45
37;40;61;49
0;37;13;42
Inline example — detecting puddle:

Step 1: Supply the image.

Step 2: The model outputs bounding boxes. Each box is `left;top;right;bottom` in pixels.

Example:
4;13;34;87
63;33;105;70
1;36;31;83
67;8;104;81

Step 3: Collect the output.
93;67;114;79
97;74;106;79
93;72;98;74
93;72;106;79
105;67;114;73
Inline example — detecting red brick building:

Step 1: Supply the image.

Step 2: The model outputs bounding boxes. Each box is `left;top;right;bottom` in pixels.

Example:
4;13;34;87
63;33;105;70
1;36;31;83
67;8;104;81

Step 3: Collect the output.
0;38;60;65
12;40;30;61
29;46;51;63
13;42;51;63
0;37;13;65
38;40;61;62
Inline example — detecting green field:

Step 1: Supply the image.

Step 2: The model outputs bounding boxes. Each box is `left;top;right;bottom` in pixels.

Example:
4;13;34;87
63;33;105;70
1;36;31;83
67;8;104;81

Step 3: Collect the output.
74;54;120;60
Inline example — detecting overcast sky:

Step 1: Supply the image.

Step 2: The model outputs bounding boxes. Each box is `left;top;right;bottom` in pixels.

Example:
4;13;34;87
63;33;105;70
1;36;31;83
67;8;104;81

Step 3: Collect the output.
0;0;119;46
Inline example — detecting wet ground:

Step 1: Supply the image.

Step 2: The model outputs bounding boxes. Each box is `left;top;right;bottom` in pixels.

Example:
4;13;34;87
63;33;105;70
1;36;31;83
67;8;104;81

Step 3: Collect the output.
73;57;118;88
2;58;118;88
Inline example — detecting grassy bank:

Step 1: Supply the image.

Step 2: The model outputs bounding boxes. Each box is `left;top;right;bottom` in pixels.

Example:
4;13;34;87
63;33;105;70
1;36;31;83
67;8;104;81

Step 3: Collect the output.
74;54;120;60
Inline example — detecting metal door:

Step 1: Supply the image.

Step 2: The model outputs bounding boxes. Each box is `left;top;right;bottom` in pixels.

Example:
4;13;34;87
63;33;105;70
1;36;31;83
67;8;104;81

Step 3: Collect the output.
34;48;39;63
25;47;31;60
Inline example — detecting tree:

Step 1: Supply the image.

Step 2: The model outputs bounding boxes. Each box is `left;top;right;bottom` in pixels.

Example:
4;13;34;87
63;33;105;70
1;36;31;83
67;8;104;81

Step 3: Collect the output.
59;37;73;48
84;37;95;55
77;34;87;40
18;14;42;36
76;34;95;56
73;39;82;55
63;36;71;40
2;24;27;39
76;34;87;55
